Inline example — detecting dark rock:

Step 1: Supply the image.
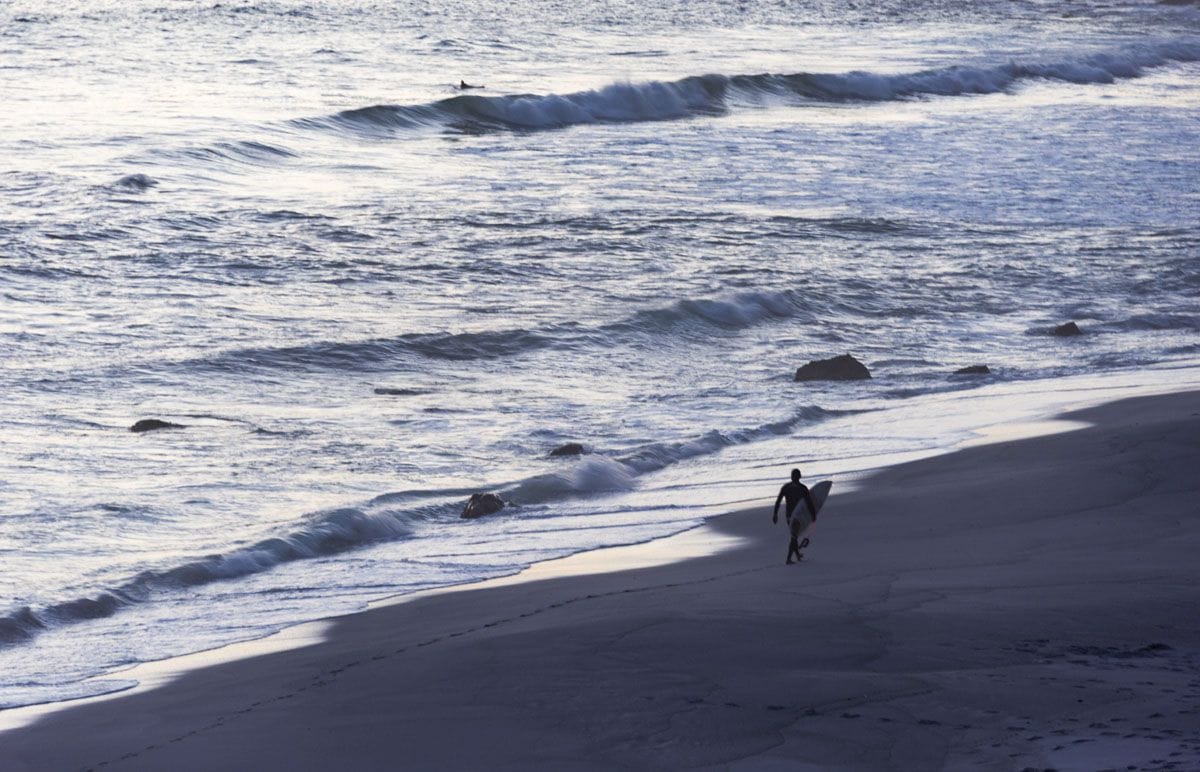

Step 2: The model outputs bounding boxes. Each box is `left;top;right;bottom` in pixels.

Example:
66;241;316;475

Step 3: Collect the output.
549;442;586;457
461;492;505;519
954;365;991;375
130;419;186;433
1051;321;1082;337
794;354;871;382
113;173;157;191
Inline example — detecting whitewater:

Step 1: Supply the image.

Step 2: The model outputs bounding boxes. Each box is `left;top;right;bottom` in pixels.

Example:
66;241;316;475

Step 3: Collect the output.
1;0;1199;710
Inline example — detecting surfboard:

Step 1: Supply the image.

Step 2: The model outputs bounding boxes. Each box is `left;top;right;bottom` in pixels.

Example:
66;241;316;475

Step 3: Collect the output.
789;480;833;551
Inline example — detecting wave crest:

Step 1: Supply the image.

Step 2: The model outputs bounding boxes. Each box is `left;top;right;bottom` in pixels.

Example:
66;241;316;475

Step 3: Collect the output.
621;289;810;333
619;405;836;474
301;39;1200;135
308;75;728;133
176;289;809;375
1;503;447;648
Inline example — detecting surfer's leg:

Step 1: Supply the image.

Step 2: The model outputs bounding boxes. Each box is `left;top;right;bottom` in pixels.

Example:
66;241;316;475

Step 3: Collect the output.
786;535;800;564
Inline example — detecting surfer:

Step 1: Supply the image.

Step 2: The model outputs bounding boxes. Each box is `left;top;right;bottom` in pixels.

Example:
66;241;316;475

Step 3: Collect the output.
459;80;483;90
773;468;817;564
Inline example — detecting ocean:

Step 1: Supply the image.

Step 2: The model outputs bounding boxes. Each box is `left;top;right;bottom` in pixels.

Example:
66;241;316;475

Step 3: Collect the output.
1;0;1198;710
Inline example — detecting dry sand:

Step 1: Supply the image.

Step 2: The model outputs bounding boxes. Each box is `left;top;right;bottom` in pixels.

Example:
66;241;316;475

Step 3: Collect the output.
3;390;1199;771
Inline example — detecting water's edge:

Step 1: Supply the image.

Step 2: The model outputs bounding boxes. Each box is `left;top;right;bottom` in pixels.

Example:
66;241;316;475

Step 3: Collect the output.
4;365;1196;732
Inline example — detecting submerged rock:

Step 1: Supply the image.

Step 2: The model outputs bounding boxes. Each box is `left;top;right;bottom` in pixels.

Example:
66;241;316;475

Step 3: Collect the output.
954;365;991;375
461;493;505;519
130;418;186;433
1051;321;1082;337
373;387;429;396
549;442;586;457
113;173;158;192
794;354;871;382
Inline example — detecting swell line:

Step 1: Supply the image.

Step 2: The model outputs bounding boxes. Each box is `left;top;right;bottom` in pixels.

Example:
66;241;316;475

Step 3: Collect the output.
298;39;1200;135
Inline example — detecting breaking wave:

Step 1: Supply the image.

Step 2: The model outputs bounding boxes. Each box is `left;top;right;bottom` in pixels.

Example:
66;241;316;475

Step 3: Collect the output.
303;75;728;133
0;404;839;646
618;405;839;474
0;502;450;645
301;39;1200;135
613;289;814;334
501;404;841;504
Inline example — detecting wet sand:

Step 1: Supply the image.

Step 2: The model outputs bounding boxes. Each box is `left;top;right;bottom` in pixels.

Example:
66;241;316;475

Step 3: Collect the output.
4;390;1199;771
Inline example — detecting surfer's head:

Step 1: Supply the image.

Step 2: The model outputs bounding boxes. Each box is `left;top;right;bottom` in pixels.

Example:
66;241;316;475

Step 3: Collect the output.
791;468;801;482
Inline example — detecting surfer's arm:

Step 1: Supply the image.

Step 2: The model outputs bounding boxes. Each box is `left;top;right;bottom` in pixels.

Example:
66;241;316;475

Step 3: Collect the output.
773;487;785;523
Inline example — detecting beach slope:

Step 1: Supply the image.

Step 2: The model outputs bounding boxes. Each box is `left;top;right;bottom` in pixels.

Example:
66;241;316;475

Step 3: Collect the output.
4;391;1199;771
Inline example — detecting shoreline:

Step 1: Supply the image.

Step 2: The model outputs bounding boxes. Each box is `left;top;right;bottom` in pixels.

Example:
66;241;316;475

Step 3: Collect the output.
0;366;1167;730
3;363;1197;725
3;388;1199;769
0;524;746;733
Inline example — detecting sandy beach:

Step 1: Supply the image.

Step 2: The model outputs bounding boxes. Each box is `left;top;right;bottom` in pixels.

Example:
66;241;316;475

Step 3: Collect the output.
4;389;1199;771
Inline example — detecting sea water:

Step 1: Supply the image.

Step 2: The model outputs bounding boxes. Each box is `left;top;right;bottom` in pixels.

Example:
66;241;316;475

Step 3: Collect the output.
1;0;1198;710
